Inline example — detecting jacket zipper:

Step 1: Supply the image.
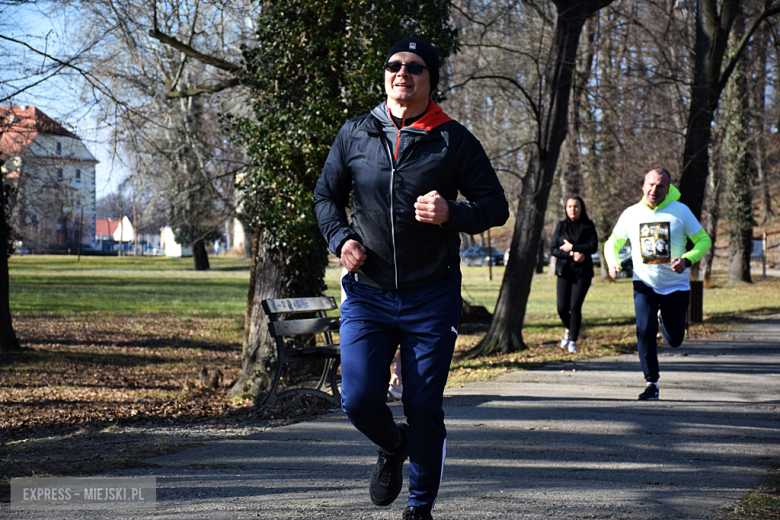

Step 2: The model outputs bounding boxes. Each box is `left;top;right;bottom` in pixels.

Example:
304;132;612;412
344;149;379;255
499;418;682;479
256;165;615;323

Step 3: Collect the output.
381;137;399;290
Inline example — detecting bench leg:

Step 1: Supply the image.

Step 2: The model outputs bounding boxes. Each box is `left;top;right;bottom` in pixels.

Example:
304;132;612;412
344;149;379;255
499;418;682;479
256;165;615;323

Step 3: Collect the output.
257;359;286;408
314;359;330;392
272;358;340;407
328;358;341;404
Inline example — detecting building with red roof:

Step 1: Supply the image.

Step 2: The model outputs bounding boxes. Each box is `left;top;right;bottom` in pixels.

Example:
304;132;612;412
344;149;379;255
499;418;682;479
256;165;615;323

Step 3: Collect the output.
1;106;97;252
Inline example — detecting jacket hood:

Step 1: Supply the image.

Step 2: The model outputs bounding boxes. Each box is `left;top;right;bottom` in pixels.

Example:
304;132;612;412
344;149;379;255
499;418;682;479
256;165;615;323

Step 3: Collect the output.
370;100;453;131
642;184;680;210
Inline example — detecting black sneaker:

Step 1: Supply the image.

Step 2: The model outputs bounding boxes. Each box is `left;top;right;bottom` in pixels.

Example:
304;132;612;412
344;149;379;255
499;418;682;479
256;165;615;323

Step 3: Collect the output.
369;422;409;506
638;384;659;400
403;506;433;520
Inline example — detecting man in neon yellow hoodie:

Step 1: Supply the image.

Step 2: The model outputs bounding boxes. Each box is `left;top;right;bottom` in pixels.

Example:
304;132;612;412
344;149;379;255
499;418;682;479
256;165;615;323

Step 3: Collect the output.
605;168;712;400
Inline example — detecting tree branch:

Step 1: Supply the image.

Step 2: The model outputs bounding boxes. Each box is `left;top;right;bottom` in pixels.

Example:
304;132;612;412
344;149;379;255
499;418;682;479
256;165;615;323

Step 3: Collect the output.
718;4;780;91
148;28;243;75
164;79;242;98
446;74;539;119
0;33;124;107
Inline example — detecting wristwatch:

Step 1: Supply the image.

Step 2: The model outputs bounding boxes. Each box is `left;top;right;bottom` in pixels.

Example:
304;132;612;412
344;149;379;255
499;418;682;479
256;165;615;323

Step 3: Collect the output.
569;251;574;257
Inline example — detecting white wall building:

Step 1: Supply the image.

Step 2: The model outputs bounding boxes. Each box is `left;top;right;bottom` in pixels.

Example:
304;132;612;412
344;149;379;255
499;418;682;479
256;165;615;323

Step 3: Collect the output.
0;106;97;252
161;226;192;257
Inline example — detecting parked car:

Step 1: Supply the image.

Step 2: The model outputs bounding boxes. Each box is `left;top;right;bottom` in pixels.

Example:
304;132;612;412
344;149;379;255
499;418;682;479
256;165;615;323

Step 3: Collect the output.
462;246;504;266
503;248;548;266
592;244;633;277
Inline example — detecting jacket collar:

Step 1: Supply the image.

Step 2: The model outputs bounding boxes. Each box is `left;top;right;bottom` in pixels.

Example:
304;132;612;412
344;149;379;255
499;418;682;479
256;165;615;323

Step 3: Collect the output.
368;99;453;132
407;100;453;130
642;184;680;211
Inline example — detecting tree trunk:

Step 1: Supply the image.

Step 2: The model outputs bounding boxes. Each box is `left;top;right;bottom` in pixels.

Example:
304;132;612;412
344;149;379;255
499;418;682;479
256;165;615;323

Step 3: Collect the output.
536;236;546;274
727;229;752;283
228;227;283;402
699;163;721;283
723;12;753;285
191;236;210;271
0;181;21;358
751;24;774;222
466;0;614;357
560;132;582;198
0;250;20;357
560;15;598;199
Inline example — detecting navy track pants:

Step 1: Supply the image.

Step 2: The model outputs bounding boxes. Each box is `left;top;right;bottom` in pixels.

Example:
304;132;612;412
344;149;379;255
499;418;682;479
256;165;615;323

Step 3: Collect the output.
339;271;462;511
633;280;689;382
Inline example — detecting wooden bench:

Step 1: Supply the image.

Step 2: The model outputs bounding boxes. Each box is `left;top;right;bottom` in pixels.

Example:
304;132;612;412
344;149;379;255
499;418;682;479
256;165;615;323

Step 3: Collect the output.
259;297;341;407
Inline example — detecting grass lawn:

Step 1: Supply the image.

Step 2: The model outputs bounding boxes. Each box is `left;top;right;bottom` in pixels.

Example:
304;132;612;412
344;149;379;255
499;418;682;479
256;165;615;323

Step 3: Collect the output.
8;255;251;314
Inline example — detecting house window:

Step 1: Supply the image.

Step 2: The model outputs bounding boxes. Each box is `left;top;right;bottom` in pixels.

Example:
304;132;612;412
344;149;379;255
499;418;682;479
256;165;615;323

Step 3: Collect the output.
75;169;81;182
56;142;62;155
57;168;63;181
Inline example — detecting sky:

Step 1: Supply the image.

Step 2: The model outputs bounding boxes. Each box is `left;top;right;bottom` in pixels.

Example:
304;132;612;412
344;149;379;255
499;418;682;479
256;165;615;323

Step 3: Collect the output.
1;2;128;198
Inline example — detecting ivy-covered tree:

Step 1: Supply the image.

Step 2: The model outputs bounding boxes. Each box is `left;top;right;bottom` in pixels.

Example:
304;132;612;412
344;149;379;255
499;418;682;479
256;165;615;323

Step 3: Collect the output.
721;14;755;284
223;0;458;400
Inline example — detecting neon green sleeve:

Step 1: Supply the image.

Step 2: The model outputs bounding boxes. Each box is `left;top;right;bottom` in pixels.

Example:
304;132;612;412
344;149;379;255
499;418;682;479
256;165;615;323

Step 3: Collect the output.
604;232;627;270
682;228;712;265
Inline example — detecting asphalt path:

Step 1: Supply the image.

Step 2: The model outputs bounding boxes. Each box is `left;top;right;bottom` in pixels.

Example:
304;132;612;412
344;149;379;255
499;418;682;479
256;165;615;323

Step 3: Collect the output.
5;319;780;520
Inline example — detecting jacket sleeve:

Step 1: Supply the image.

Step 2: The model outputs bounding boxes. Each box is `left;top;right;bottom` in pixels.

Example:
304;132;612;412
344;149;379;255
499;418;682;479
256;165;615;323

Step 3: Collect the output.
442;128;509;235
550;222;568;260
604;232;627;271
573;221;598;255
314;124;361;257
682;228;712;264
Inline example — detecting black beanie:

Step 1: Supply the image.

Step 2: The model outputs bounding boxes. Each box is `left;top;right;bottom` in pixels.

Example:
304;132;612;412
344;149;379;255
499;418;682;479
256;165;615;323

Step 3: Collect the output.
385;37;439;95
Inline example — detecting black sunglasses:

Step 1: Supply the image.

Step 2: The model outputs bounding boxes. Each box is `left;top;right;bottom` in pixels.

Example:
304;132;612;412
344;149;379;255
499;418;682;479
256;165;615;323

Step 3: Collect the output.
384;61;428;75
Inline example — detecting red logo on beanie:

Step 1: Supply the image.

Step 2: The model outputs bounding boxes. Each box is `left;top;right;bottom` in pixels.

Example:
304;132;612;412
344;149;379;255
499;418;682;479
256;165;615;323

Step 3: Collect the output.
409;42;417;50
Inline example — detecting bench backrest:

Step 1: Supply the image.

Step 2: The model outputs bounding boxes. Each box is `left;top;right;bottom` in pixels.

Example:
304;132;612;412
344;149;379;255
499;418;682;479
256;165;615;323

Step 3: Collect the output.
261;297;340;340
262;297;338;315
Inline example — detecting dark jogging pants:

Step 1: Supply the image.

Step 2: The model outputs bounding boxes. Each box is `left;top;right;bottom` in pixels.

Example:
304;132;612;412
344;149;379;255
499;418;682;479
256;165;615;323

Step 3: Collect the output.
339;270;462;511
556;275;592;342
633;280;689;383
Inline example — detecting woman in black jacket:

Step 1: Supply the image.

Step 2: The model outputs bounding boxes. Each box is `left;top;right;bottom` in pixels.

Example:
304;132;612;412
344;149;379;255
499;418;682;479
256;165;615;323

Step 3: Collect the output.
550;196;598;353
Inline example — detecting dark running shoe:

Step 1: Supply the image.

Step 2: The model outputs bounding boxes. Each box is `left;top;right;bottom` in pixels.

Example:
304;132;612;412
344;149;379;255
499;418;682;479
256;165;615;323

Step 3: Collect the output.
403;506;433;520
369;422;409;506
638;384;659;401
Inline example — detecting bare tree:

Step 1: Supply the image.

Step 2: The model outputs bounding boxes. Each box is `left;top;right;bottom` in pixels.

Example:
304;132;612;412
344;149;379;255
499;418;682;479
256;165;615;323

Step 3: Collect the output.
678;0;780;222
52;0;253;270
448;0;613;356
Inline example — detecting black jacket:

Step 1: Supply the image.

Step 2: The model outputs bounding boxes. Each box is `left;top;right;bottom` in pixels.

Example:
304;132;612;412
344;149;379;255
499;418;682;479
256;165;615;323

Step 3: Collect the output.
550;217;598;279
314;101;509;290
